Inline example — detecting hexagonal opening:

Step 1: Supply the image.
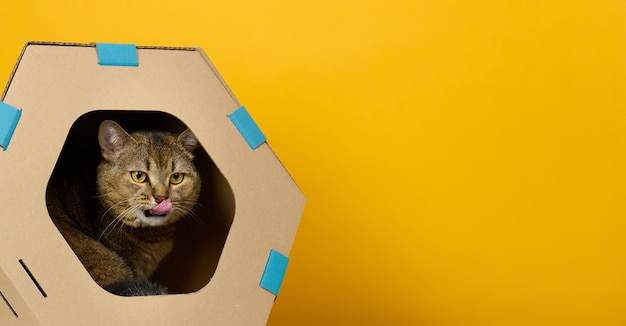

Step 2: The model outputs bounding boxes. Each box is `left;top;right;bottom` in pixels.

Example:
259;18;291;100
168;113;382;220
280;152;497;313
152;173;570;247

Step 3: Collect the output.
45;110;234;294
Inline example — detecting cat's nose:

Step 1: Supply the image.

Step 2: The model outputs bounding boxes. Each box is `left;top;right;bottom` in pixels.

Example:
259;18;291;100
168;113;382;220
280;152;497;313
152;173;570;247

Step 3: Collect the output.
155;196;168;203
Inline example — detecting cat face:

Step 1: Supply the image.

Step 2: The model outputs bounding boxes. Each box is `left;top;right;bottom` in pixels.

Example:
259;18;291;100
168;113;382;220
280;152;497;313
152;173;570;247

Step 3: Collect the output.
96;120;201;228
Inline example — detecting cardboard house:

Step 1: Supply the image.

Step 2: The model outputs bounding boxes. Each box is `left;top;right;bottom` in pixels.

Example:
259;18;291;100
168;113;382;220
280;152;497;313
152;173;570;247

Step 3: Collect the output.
0;42;305;325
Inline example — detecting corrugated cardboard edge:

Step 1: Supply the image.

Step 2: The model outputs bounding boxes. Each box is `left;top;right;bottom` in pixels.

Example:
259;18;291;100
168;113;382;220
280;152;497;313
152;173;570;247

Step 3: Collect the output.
1;42;29;101
2;42;97;100
194;46;240;107
2;42;202;99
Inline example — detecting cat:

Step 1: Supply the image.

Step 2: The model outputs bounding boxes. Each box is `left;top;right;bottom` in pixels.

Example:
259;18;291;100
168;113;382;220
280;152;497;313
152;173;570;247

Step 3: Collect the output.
46;120;201;296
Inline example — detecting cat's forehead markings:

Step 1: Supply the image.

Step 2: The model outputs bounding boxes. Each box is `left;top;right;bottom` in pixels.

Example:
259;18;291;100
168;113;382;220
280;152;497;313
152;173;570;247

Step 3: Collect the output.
148;157;160;171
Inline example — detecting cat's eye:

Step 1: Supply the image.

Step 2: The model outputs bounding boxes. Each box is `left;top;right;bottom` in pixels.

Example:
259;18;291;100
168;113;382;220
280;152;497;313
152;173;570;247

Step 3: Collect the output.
130;171;147;183
170;173;184;185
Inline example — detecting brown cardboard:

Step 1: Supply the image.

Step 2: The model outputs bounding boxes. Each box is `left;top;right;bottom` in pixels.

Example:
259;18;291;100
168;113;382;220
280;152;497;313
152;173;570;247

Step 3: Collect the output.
0;42;305;325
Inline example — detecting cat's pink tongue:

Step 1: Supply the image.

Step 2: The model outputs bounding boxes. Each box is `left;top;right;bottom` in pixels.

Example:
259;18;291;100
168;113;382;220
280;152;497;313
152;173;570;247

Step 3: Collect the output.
152;200;172;215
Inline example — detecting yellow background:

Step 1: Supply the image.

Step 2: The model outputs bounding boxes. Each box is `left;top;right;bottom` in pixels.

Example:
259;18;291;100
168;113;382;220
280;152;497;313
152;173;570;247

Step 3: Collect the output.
2;1;626;325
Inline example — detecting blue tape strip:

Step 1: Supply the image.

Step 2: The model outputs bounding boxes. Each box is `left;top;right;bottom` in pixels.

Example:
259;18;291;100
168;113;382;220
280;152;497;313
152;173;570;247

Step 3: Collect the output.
96;43;139;66
260;249;289;296
0;102;22;151
228;106;267;149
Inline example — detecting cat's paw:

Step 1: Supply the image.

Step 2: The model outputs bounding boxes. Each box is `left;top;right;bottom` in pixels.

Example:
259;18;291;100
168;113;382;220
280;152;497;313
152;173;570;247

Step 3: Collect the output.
104;279;168;296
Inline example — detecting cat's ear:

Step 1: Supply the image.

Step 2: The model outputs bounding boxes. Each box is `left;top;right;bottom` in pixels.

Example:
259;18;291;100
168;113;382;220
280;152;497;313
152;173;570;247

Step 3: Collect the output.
99;120;134;161
178;129;198;153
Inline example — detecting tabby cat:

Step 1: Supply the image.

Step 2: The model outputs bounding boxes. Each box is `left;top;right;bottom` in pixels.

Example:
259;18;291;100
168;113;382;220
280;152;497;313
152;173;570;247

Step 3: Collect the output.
47;120;201;296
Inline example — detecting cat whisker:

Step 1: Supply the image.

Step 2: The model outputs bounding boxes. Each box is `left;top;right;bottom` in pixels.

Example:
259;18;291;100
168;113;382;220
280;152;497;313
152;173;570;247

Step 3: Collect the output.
98;216;121;241
116;204;140;223
115;214;128;236
189;202;211;225
188;200;204;208
176;204;205;225
177;200;200;209
187;213;204;225
189;207;204;223
99;203;140;240
100;198;134;225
